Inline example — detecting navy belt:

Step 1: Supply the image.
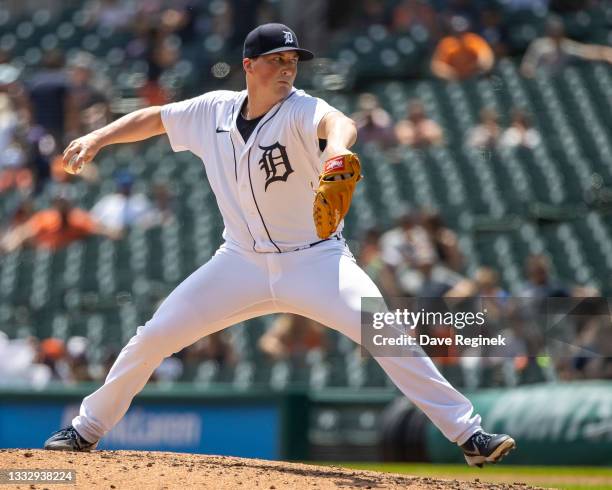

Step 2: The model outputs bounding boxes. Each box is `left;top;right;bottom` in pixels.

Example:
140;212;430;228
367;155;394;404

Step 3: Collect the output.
284;233;343;252
307;234;342;248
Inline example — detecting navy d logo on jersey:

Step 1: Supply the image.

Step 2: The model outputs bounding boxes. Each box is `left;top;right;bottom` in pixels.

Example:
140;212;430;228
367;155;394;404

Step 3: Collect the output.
258;142;294;191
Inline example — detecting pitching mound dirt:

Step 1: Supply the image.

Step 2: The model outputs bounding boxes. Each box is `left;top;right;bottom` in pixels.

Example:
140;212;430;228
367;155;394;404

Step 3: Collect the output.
0;449;544;489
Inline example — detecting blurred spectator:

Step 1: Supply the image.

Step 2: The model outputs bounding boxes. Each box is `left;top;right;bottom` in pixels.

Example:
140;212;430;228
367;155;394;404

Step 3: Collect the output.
182;332;237;369
59;336;94;383
0;194;118;253
139;26;179;106
520;16;612;78
161;4;202;46
446;266;510;322
380;210;433;269
391;0;438;38
352;93;396;148
421;209;463;272
407;252;457;297
520;254;570;298
148;181;177;227
24;49;78;145
394;99;444;148
500;108;541;149
36;337;67;380
357;227;400;298
379;209;461;296
127;15;178;105
445;266;508;299
171;330;238;383
0;60;30;136
479;7;510;58
0;333;52;388
466;107;501;149
1;66;35;194
90;171;160;233
68;52;111;134
474;266;510;300
446;268;532;389
568;287;612;379
259;314;326;361
431;16;495;81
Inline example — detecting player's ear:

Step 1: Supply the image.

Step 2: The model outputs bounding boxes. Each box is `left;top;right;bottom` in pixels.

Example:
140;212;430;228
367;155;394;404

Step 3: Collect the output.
243;57;254;73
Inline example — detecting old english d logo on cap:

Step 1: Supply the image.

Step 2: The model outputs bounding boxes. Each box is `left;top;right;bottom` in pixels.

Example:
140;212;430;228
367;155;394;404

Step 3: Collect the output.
282;30;294;44
243;23;314;61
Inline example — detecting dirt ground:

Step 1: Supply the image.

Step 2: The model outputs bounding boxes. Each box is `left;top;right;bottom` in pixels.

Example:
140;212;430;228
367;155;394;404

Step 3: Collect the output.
0;449;544;490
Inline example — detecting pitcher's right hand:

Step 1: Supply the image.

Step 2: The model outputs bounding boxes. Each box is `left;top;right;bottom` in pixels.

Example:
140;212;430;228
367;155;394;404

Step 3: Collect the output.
63;133;102;175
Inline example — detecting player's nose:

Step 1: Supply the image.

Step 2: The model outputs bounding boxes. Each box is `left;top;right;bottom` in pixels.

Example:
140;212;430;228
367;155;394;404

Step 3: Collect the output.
281;66;295;78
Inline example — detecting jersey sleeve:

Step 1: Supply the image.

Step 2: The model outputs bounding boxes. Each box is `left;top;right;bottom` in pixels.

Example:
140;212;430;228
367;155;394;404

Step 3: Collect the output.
160;93;213;157
296;95;340;152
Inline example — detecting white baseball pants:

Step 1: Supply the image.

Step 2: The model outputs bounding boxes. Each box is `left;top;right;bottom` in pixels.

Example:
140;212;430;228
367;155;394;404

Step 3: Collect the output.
72;240;481;445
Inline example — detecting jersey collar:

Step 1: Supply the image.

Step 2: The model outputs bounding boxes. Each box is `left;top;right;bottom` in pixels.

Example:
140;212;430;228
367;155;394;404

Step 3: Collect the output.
232;87;297;148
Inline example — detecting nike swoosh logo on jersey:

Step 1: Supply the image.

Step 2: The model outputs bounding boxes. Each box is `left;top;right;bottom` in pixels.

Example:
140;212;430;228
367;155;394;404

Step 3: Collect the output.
216;128;230;133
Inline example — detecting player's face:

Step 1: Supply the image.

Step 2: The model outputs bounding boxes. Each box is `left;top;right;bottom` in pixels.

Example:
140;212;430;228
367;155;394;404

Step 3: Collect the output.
248;50;299;97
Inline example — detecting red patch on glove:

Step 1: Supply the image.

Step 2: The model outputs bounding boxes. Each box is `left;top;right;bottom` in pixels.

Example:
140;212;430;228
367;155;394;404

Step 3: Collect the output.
323;156;346;173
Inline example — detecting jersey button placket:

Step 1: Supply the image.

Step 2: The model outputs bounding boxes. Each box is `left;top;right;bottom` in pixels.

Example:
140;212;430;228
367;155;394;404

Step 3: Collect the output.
236;159;263;245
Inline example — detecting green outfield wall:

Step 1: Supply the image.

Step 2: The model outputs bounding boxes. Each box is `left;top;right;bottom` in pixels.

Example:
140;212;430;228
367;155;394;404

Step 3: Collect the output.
425;381;612;465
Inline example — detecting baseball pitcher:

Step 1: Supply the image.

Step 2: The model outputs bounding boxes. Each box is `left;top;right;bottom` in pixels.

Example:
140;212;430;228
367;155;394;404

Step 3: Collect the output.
45;23;515;467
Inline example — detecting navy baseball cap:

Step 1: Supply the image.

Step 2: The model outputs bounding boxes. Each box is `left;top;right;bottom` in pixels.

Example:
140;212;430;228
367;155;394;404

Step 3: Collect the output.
243;23;314;61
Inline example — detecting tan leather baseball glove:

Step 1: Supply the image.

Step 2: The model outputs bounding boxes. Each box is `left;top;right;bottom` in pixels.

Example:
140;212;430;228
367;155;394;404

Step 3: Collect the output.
313;153;362;239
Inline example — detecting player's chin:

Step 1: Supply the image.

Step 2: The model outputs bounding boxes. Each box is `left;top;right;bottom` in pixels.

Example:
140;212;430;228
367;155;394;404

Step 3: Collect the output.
276;81;292;94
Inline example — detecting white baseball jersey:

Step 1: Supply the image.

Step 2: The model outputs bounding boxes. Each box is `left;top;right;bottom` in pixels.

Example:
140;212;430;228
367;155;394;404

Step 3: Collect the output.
161;87;339;253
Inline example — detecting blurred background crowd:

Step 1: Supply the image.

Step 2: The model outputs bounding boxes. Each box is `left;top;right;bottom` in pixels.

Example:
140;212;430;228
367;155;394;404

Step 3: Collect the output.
0;0;611;391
